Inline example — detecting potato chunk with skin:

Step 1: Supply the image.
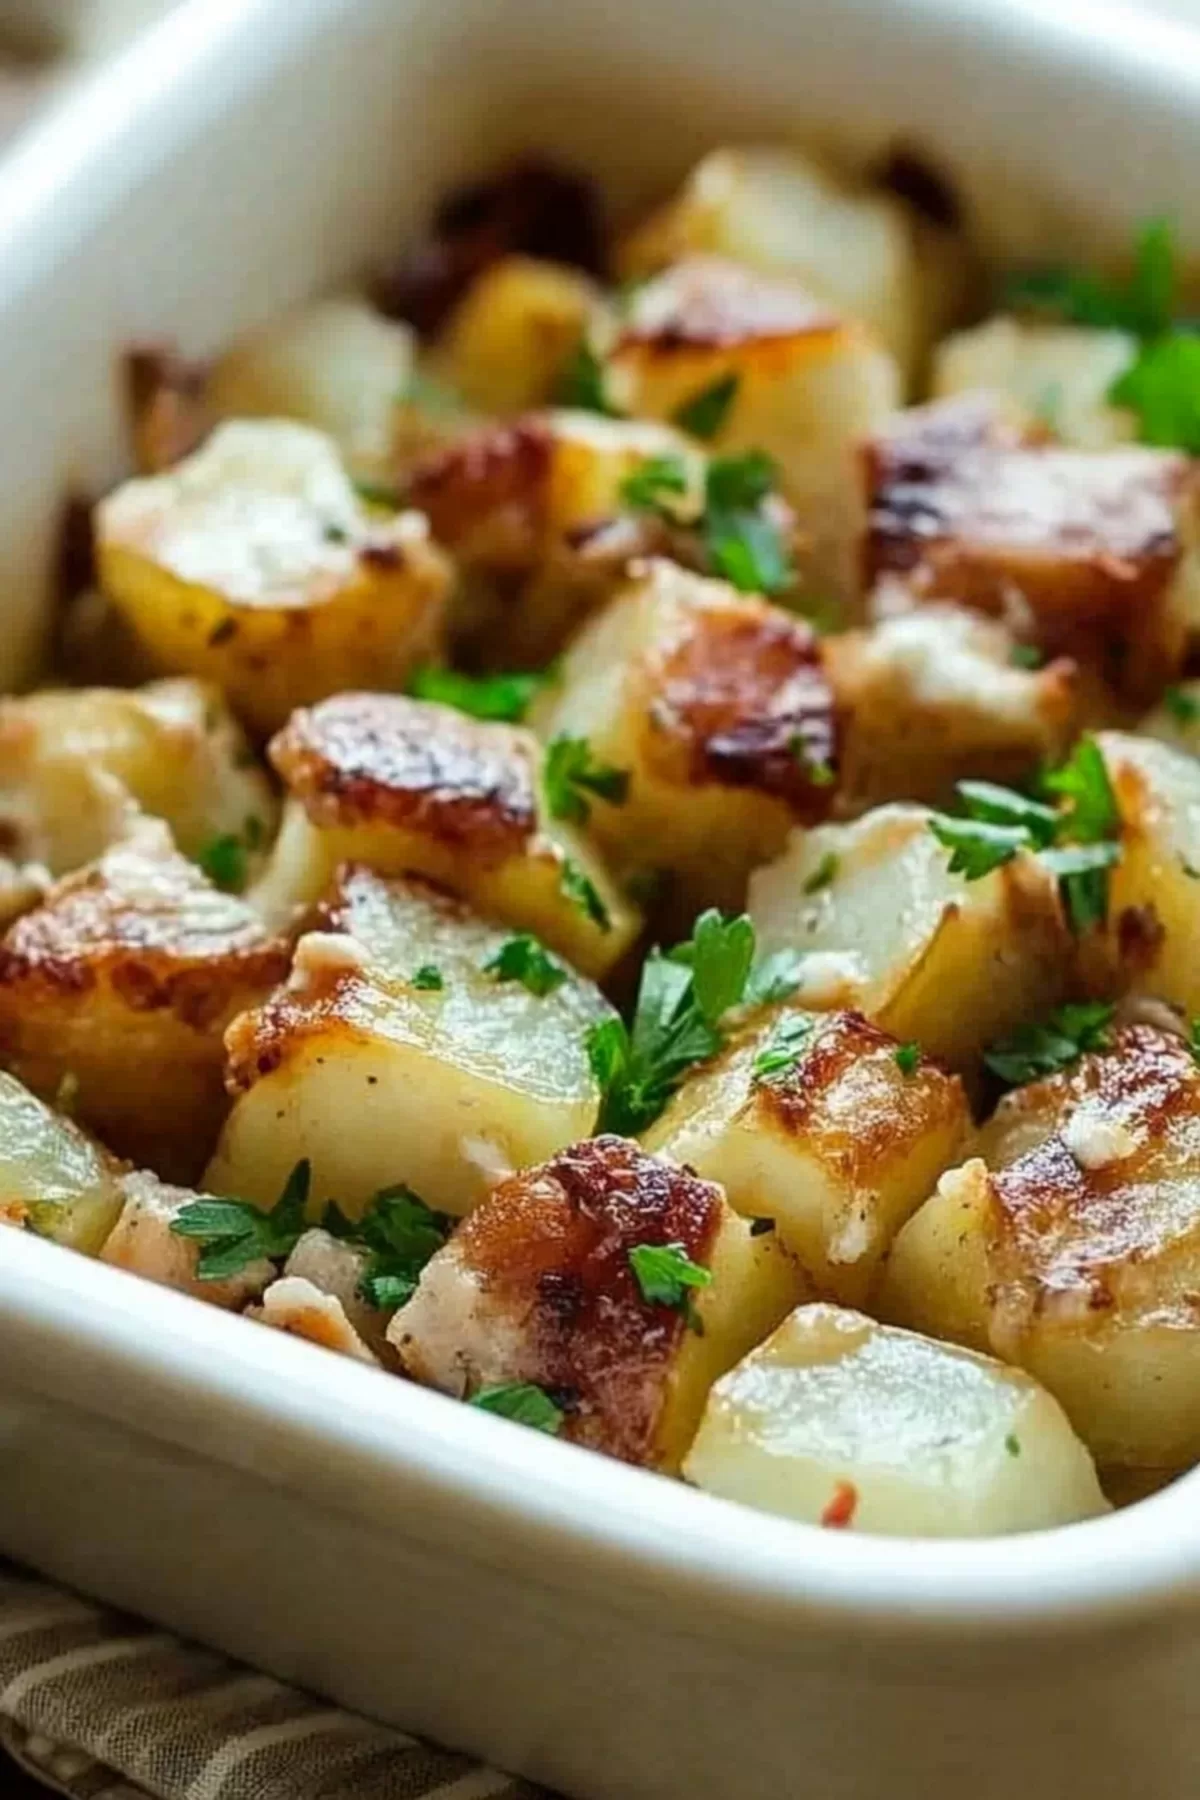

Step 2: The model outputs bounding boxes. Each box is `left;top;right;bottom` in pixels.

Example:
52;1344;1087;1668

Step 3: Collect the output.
645;1007;971;1304
0;1069;124;1254
96;420;452;737
749;805;1070;1071
617;146;960;383
408;410;706;665
100;1168;273;1308
206;866;615;1220
0;820;289;1179
606;256;899;593
431;255;599;416
389;1135;808;1471
932;316;1137;449
825;604;1079;811
529;559;836;914
861;395;1200;699
882;1025;1200;1471
684;1305;1108;1536
256;692;637;977
0;678;276;878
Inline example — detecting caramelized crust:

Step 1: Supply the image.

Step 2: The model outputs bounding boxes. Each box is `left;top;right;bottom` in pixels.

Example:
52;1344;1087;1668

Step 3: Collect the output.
392;1135;725;1465
644;592;837;808
614;254;841;351
269;693;539;860
406;418;554;563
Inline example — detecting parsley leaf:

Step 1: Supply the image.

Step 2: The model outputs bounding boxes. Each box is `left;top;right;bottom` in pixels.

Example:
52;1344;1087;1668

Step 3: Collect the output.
198;833;247;892
170;1160;311;1280
407;665;550;723
955;781;1058;847
984;1000;1116;1087
350;1183;452;1310
689;909;756;1027
484;933;567;996
1039;737;1120;844
628;1240;713;1333
1010;643;1044;670
706;505;792;596
1005;1433;1022;1458
1003;218;1177;337
803;852;839;895
1164;685;1200;726
743;947;806;1007
469;1382;564;1433
1111;332;1200;451
673;372;740;440
928;814;1029;880
560;857;611;932
705;450;777;512
894;1042;921;1076
411;964;444;990
1040;841;1122;933
544;735;631;824
752;1012;817;1082
557;342;621;416
619;453;690;514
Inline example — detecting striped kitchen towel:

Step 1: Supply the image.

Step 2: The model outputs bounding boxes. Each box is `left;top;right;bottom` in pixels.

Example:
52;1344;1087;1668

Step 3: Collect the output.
0;1561;547;1800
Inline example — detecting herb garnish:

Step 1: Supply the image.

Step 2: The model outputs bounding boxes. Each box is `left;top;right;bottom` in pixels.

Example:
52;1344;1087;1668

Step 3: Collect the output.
324;1183;452;1309
560;857;612;932
803;852;839;895
407;665;551;723
673;373;740;440
468;1382;565;1433
484;933;568;997
628;1240;712;1333
1010;644;1044;670
557;341;621;416
1002;218;1175;337
197;814;265;893
170;1160;312;1280
544;735;631;824
619;454;690;513
752;1012;817;1083
1005;1433;1022;1458
983;1000;1116;1086
411;964;445;990
1164;685;1200;726
619;444;792;596
894;1043;921;1076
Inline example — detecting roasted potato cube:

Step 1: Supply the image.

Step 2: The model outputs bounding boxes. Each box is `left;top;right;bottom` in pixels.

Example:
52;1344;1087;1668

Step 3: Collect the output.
645;1007;971;1304
529;559;836;914
206;865;615;1219
408;410;705;664
99;1168;274;1308
748;804;1071;1070
431;255;600;415
618;146;961;383
0;819;289;1179
931;316;1137;448
606;256;899;594
96;420;452;736
255;692;637;977
862;395;1200;698
825;604;1079;811
882;1023;1200;1471
0;678;276;879
206;297;416;487
0;1068;124;1253
684;1304;1108;1535
388;1134;808;1470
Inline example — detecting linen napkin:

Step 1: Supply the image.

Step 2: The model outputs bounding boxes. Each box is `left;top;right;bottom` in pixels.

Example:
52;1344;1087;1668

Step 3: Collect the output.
0;1560;547;1800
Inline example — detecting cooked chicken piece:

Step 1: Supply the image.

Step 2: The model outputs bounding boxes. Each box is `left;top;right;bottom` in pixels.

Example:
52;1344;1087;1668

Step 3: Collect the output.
251;1275;381;1365
388;1134;808;1472
749;804;1070;1071
529;559;836;915
254;692;637;977
860;394;1200;699
207;866;614;1219
431;255;601;415
931;316;1137;449
881;1023;1200;1471
0;1067;125;1254
407;410;706;664
0;678;276;880
825;603;1079;811
283;1226;393;1358
96;420;452;736
645;1006;971;1304
685;1304;1108;1535
100;1167;273;1308
0;819;289;1179
617;145;964;384
605;255;899;594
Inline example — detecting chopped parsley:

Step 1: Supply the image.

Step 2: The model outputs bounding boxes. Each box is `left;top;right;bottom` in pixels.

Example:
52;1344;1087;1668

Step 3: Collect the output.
672;372;740;440
170;1160;311;1280
928;814;1031;881
803;852;839;895
1164;685;1200;726
983;1000;1116;1086
587;910;800;1134
1110;332;1200;452
484;932;567;997
557;341;621;416
1009;643;1044;670
352;477;401;509
619;441;792;597
1190;1018;1200;1065
792;741;835;786
1001;218;1176;337
619;453;690;513
325;1183;452;1310
543;734;631;824
469;1382;564;1434
411;964;445;991
1005;1433;1022;1458
628;1240;712;1332
407;664;551;723
560;857;611;932
197;814;265;893
893;1042;921;1076
752;1012;817;1082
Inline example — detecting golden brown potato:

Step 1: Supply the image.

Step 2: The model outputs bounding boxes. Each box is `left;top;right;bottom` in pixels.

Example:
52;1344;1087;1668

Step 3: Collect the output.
931;316;1138;449
617;146;963;384
882;1023;1200;1472
645;1006;972;1304
431;255;600;415
861;395;1200;699
207;865;615;1219
388;1134;808;1471
0;819;289;1179
529;559;836;915
407;410;706;664
749;804;1071;1071
606;255;900;594
0;1067;125;1254
96;419;453;736
825;604;1080;811
255;692;638;977
0;678;276;879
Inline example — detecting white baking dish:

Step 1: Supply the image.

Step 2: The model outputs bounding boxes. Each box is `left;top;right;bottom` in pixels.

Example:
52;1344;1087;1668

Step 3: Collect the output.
3;2;1200;1795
